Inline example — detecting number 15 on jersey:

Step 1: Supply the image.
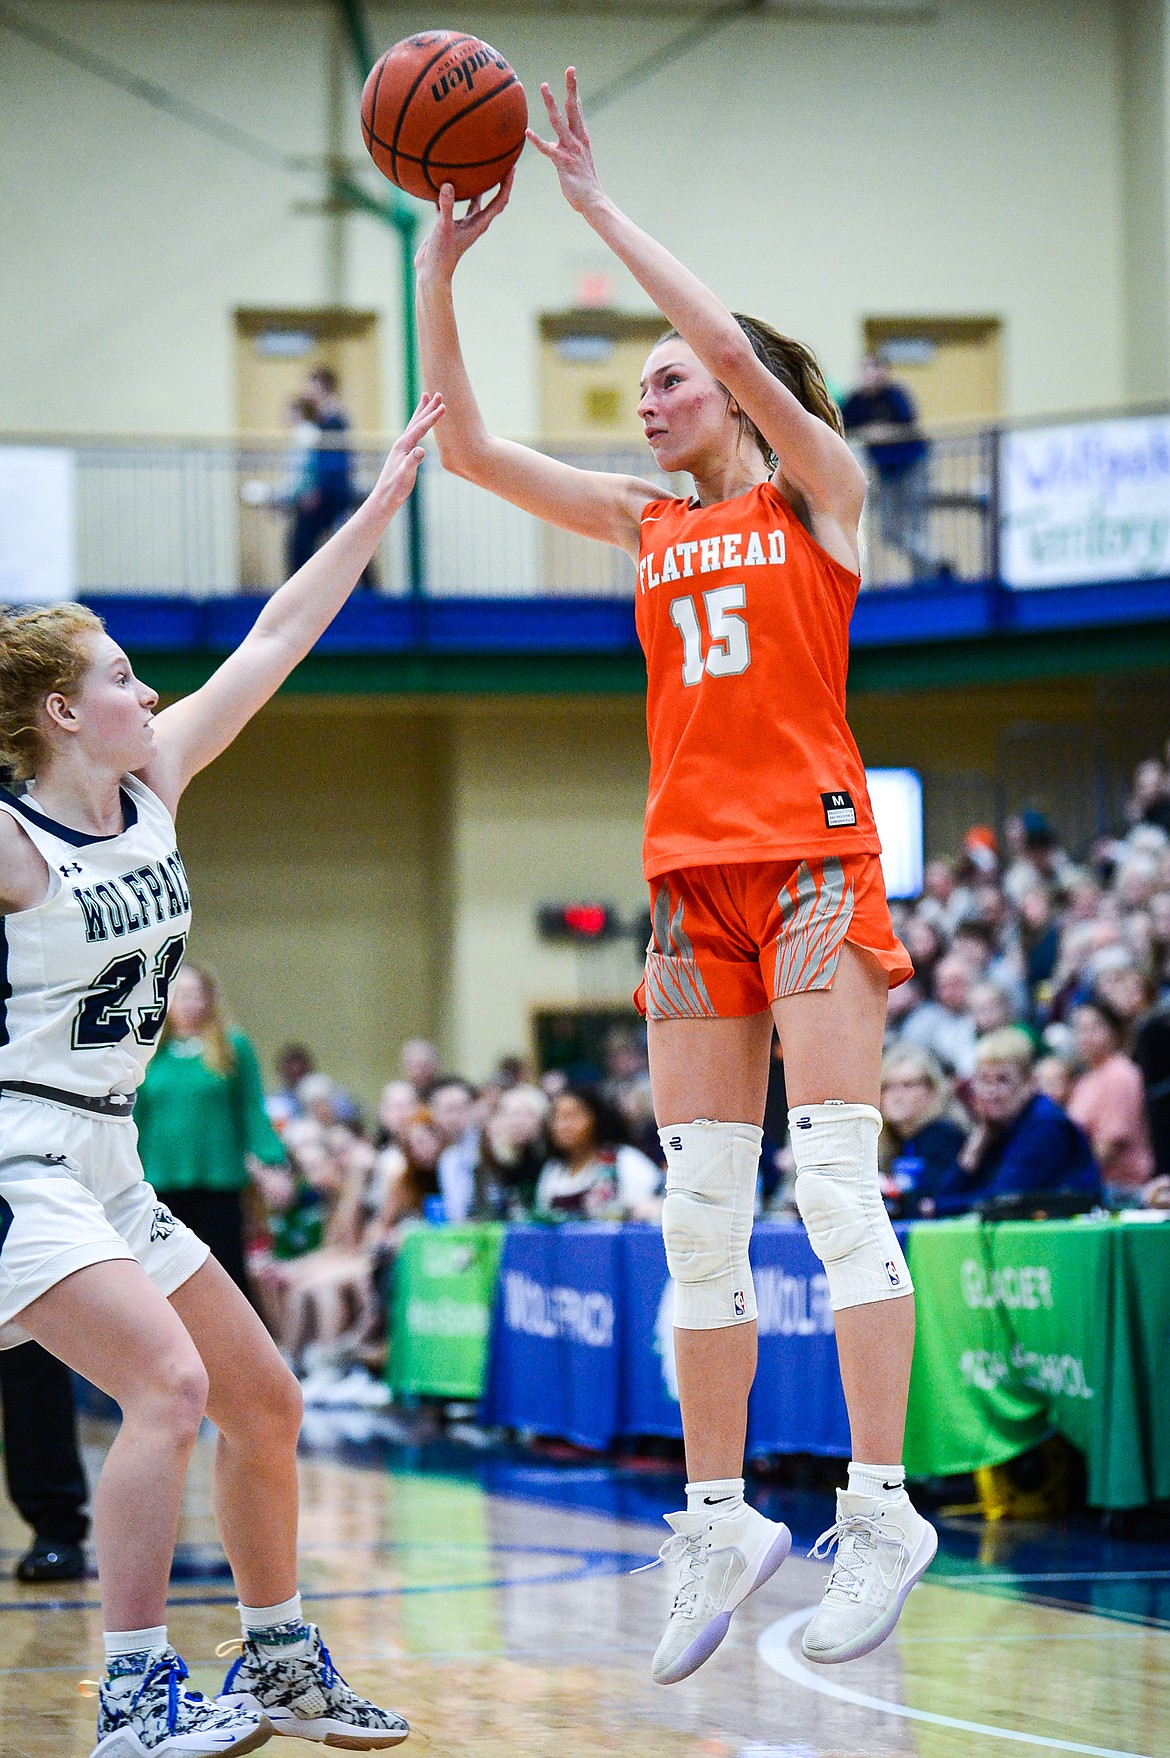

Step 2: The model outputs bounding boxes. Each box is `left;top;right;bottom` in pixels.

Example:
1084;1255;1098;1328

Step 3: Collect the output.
669;586;752;686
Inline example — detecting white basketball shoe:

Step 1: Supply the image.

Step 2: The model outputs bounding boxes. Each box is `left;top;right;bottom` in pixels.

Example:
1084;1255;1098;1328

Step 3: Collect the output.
643;1502;792;1685
801;1488;937;1664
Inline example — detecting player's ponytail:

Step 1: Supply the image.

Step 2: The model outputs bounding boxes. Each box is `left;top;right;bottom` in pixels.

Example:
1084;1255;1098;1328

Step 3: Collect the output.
657;316;844;467
731;313;845;453
0;603;105;781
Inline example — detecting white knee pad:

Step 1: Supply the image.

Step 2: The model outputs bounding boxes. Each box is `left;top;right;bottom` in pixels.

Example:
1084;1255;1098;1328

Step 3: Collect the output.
790;1101;912;1311
658;1121;762;1329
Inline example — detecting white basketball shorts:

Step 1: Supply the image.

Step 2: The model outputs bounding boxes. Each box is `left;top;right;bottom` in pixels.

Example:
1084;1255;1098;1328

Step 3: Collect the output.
0;1090;209;1348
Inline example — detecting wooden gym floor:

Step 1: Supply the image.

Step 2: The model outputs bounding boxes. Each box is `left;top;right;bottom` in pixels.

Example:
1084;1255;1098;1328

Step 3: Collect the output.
3;1414;1169;1758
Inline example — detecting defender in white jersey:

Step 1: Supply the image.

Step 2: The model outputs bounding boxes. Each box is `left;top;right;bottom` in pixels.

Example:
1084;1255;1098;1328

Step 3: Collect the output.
0;392;443;1758
0;775;206;1344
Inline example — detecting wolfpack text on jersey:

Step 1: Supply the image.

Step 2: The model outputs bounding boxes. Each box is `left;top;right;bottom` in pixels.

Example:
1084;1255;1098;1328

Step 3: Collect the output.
0;775;190;1097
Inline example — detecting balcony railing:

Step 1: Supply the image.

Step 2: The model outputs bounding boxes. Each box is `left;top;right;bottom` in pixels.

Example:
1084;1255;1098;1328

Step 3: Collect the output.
0;427;998;601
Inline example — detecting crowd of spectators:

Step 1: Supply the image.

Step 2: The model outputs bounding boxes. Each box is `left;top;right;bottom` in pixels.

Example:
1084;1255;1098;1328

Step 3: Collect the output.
149;743;1170;1401
878;744;1170;1218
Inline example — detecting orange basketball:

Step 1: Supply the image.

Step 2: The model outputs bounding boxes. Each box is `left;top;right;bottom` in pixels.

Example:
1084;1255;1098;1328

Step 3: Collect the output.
361;31;527;203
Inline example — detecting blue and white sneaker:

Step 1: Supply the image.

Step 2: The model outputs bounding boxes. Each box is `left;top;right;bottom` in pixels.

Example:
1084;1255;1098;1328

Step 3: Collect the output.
92;1647;270;1757
218;1625;408;1748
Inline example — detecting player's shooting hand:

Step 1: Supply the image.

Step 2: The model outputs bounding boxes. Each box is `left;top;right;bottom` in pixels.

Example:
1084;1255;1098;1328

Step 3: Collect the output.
372;392;445;512
527;68;604;214
414;174;515;281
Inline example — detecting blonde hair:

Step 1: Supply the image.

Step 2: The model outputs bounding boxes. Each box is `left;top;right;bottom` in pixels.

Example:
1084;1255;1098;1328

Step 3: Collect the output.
159;963;236;1077
658;314;844;467
879;1045;952;1173
974;1027;1035;1073
0;603;106;782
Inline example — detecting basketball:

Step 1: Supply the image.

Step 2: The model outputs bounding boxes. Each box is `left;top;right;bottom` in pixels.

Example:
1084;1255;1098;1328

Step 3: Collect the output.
360;31;527;203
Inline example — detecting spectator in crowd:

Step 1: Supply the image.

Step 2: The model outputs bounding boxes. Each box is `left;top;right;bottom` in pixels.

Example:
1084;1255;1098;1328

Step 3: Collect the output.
900;953;979;1075
884;973;924;1049
429;1076;482;1223
136;964;286;1300
261;1121;384;1394
841;352;934;580
266;1040;316;1127
928;1029;1101;1218
534;1085;662;1221
1033;1051;1075;1107
1134;992;1170;1179
1066;997;1155;1202
375;1106;444;1232
0;1343;89;1581
968;979;1017;1040
402;1038;442;1097
878;1047;967;1219
1093;950;1153;1033
284;366;356;568
470;1085;550;1219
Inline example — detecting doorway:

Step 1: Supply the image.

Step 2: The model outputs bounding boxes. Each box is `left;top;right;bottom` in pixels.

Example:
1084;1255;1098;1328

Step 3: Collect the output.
862;315;1002;424
233;309;381;590
537;310;666;593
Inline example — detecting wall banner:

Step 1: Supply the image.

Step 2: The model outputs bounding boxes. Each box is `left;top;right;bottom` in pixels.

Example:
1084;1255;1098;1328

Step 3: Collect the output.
0;448;76;603
999;415;1170;588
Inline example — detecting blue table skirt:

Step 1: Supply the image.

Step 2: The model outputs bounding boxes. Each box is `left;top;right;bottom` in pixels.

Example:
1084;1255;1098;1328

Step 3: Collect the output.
483;1221;895;1456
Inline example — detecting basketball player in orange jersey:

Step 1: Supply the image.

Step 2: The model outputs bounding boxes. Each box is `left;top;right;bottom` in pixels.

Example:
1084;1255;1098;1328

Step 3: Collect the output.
415;70;936;1682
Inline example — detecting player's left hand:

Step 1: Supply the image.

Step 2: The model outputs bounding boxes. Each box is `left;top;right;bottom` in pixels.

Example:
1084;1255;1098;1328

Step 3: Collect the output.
372;392;445;513
527;68;605;214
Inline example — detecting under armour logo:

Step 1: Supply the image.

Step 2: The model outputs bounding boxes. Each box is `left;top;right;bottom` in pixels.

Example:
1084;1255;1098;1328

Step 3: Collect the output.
795;1116;812;1129
668;1136;683;1151
150;1204;177;1242
44;1153;68;1165
60;863;83;877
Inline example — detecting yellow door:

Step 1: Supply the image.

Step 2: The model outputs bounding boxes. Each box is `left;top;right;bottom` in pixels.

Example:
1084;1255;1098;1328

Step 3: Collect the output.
862;315;1003;424
233;309;381;590
537;310;667;593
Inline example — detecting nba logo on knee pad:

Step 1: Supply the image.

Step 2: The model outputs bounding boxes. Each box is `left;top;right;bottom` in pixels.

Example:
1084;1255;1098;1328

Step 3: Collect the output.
884;1259;902;1287
734;1289;746;1317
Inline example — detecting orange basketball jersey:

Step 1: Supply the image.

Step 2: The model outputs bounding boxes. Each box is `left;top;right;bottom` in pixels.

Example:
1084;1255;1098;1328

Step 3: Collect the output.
635;480;880;880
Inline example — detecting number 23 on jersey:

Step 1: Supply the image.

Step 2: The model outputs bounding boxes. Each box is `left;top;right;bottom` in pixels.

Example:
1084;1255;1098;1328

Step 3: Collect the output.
669;585;752;686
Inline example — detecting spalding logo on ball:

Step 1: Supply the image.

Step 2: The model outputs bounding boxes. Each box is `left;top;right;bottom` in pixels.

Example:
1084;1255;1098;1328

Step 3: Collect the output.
361;31;527;202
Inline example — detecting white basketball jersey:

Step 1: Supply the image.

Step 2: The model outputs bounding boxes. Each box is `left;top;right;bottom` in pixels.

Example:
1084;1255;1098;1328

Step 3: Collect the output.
0;775;191;1096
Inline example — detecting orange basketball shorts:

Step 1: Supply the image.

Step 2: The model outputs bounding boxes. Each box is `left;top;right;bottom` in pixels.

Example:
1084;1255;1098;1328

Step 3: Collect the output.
635;854;913;1021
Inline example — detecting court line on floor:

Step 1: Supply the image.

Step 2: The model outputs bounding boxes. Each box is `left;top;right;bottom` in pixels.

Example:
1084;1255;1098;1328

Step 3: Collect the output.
933;1570;1170;1584
757;1607;1155;1758
0;1542;649;1617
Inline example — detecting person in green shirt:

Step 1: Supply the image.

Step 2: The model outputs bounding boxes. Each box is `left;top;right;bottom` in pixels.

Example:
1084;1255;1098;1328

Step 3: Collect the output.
135;962;287;1302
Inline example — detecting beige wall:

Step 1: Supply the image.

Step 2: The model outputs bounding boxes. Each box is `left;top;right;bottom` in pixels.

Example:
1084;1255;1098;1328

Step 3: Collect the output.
0;0;1139;437
442;701;650;1078
176;698;453;1110
167;675;1168;1111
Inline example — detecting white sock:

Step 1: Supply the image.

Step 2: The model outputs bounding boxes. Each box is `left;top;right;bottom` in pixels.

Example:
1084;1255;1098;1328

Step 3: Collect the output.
239;1593;313;1659
847;1461;906;1501
103;1626;168;1695
686;1476;745;1520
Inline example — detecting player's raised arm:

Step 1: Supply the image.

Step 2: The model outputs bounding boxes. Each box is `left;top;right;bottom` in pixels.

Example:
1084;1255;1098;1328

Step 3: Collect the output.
141;393;443;811
414;176;658;555
528;69;865;529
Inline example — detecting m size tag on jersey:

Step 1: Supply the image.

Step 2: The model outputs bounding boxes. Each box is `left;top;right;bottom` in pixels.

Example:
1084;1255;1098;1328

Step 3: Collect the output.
820;790;857;828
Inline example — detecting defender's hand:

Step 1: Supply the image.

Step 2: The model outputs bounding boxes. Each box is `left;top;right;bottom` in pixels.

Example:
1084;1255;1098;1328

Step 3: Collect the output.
372;392;445;514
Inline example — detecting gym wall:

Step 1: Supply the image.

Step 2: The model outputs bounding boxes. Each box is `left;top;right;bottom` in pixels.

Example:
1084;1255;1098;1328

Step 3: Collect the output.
0;0;1138;435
